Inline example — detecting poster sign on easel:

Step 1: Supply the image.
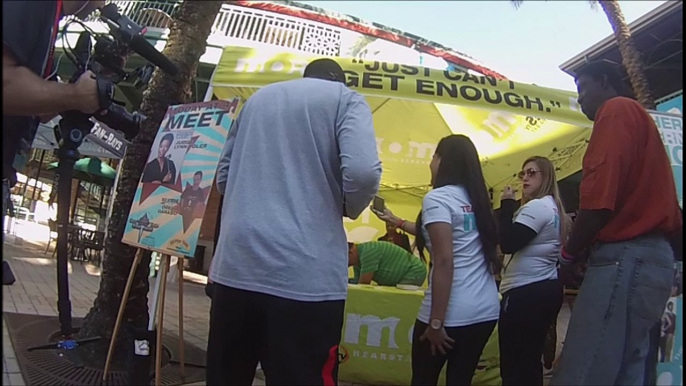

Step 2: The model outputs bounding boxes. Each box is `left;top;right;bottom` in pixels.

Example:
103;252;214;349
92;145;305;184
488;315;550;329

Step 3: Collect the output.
122;98;240;256
104;98;241;385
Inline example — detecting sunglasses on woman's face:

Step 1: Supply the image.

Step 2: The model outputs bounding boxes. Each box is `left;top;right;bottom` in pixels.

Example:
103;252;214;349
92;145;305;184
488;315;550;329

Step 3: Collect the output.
518;168;540;180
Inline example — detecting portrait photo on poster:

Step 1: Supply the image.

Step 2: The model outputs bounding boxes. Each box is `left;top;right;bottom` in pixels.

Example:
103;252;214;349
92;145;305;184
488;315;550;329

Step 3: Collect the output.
659;298;678;363
141;130;193;187
180;170;209;218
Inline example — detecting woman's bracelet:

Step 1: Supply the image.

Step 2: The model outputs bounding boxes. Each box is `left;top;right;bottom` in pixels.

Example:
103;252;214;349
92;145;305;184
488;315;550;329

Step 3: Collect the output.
396;219;405;229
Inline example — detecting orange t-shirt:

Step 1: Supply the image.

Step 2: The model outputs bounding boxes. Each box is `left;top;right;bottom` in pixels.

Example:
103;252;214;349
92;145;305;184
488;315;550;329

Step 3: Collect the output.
579;97;682;243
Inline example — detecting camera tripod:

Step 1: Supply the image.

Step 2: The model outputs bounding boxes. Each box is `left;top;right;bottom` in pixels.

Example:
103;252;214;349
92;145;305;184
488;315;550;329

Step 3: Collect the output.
27;114;102;366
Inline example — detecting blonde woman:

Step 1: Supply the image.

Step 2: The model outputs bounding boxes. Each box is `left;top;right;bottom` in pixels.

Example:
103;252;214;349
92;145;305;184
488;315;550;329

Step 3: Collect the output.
497;156;568;386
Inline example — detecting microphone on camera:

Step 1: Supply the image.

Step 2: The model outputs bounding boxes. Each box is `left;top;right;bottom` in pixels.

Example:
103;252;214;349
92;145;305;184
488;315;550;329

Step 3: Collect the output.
99;4;179;76
128;35;178;76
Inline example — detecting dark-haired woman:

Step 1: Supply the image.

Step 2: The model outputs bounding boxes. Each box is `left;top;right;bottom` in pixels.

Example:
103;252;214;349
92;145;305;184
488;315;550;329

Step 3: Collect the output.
374;135;500;385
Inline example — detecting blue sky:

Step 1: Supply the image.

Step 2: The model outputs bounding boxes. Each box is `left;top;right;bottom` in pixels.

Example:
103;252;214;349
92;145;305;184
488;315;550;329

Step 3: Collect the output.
299;0;666;92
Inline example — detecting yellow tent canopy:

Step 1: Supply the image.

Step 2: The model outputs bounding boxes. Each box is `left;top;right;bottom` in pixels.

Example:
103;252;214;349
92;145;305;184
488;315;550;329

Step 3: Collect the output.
210;46;592;240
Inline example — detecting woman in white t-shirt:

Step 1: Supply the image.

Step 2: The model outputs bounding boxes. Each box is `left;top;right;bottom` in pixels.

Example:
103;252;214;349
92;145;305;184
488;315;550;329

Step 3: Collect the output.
497;156;569;386
373;135;501;385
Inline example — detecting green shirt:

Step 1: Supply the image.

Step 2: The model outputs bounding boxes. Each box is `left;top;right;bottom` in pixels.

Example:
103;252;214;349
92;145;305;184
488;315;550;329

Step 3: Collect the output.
353;241;427;286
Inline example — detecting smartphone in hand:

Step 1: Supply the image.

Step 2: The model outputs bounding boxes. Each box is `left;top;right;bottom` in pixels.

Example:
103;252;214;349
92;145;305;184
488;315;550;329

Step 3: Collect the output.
372;195;385;214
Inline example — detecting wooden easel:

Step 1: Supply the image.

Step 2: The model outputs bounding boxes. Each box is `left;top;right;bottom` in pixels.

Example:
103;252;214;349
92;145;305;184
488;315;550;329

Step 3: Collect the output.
103;250;186;386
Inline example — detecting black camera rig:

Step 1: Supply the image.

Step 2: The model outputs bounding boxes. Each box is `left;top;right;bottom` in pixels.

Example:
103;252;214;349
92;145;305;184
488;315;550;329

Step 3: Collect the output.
59;2;179;143
28;3;178;364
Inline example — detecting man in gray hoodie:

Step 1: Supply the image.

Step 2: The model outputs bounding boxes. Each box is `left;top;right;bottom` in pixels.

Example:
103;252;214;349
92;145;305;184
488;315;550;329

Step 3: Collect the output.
207;58;381;385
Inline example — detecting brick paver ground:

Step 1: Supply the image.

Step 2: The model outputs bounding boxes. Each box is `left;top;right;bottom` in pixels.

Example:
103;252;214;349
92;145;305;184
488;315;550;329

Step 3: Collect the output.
1;232;231;385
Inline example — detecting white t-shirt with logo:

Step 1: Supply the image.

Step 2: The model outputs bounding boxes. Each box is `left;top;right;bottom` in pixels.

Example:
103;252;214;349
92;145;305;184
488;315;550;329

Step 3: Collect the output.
499;195;561;294
417;185;500;327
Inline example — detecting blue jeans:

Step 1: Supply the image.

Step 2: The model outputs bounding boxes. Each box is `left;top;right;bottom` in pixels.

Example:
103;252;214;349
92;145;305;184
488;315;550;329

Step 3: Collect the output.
644;321;660;385
551;234;674;386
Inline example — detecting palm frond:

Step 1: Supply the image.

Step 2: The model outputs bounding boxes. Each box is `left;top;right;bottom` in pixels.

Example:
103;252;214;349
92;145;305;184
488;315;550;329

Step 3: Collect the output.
510;0;524;9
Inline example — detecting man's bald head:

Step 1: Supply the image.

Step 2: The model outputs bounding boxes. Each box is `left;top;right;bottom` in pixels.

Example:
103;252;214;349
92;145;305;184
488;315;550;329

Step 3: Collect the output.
304;58;346;84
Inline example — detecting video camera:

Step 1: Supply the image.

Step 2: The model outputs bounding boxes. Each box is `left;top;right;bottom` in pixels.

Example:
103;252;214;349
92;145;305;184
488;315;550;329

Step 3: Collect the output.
59;3;178;143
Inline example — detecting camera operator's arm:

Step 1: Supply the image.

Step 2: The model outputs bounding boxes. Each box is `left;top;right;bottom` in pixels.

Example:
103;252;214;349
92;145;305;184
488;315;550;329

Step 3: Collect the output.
3;49;101;116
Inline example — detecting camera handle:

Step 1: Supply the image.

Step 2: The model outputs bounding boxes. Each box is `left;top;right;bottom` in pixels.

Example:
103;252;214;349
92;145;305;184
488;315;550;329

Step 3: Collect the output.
70;67;116;111
96;74;116;111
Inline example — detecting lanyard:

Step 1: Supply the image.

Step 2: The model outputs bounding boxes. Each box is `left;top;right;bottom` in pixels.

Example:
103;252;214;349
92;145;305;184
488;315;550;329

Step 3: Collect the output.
43;0;63;79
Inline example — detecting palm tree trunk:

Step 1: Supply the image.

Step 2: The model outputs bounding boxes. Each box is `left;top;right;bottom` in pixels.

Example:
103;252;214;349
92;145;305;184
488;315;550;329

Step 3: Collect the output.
599;0;656;109
78;0;224;369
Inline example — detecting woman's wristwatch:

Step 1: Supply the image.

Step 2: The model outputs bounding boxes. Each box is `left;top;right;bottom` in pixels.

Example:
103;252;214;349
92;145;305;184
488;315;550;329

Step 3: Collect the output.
430;319;443;330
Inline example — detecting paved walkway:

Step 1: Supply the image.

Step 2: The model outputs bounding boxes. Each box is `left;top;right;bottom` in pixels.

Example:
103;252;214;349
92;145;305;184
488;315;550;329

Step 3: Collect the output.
1;234;220;385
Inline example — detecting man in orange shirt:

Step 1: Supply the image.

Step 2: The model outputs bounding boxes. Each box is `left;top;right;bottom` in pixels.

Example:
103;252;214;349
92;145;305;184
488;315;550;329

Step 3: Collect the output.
552;61;682;386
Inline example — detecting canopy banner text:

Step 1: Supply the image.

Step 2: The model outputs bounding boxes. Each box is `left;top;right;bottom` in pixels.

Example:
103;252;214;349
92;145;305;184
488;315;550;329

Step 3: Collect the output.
213;47;590;128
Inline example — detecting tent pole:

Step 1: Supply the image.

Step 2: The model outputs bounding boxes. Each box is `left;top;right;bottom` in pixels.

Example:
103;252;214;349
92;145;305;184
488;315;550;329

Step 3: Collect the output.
203;85;214;102
104;160;123;237
86;183;92;225
29;150;46;211
19;174;30;210
71;180;79;224
97;186;105;230
203;62;217;102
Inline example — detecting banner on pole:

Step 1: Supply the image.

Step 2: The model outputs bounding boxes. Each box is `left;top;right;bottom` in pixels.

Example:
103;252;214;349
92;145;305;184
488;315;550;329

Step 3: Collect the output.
657;94;683;116
651;111;683;208
122;98;240;257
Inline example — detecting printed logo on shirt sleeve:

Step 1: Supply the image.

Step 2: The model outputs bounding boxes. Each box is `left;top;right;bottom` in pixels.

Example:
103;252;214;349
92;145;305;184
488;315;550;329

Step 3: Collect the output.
519;213;537;221
424;201;453;225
